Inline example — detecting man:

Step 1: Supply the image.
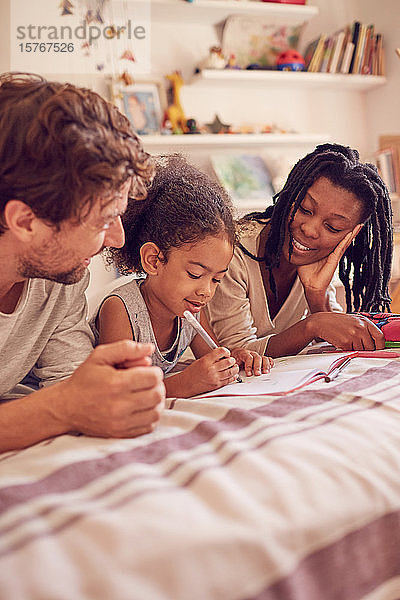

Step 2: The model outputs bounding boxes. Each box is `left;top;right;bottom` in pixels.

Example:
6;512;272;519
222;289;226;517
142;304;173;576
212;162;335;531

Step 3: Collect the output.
0;72;165;452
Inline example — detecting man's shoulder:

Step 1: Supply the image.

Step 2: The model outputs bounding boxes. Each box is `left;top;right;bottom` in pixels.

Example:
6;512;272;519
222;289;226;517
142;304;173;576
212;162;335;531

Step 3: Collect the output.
28;270;90;309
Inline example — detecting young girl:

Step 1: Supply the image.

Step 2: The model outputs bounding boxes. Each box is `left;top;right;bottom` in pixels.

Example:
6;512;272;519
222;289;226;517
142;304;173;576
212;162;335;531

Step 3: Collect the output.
92;155;273;398
206;143;393;357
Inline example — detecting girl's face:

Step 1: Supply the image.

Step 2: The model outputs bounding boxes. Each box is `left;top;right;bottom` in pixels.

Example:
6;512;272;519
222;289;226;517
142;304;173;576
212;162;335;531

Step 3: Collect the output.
281;176;364;267
146;233;233;318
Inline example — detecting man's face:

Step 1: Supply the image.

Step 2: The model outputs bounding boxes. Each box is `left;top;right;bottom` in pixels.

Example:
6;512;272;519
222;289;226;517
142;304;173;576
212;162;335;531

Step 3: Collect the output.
18;182;130;285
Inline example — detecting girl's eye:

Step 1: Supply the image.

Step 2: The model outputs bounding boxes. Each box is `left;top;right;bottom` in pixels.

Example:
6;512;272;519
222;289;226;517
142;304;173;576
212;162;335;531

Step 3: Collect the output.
187;272;201;279
212;278;221;284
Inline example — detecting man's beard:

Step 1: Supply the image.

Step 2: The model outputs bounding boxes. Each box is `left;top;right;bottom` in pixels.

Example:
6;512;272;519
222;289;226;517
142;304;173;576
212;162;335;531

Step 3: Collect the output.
19;259;86;285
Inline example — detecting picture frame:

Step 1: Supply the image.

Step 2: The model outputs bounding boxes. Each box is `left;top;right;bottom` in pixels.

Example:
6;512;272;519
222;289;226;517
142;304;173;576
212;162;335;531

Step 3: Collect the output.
112;78;167;135
210;153;275;208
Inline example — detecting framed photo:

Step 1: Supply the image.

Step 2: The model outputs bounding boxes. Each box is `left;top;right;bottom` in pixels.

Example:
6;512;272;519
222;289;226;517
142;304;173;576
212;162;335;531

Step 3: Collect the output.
113;79;166;135
211;154;275;208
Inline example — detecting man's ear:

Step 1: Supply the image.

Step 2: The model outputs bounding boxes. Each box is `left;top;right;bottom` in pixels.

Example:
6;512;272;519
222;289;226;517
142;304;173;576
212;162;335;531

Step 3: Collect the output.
140;242;164;275
3;200;37;242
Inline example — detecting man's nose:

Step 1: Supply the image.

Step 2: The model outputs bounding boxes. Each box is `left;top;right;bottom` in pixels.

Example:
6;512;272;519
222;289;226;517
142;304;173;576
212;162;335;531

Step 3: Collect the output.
104;216;125;248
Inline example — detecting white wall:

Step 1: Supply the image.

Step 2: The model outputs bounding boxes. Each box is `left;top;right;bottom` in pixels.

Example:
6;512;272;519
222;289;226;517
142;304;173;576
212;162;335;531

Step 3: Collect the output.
2;0;399;293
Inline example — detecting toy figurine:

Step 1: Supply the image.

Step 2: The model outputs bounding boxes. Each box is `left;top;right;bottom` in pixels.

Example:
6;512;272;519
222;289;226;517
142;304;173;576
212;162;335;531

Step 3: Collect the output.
205;114;231;134
165;71;188;134
195;46;227;73
225;53;241;69
276;50;305;71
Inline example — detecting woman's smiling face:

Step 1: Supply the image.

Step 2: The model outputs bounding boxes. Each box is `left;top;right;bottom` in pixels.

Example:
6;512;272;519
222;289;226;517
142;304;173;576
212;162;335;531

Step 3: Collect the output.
281;176;364;266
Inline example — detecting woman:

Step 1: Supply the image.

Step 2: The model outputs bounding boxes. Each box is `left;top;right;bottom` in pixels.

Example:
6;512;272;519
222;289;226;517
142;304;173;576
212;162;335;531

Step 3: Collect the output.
205;143;393;357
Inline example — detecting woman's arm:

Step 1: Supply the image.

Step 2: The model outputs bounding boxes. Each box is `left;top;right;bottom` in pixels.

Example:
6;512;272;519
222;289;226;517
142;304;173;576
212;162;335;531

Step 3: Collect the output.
266;312;385;358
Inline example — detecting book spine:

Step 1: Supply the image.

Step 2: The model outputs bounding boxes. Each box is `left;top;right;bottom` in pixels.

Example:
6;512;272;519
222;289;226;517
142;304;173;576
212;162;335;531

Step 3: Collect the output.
349;20;361;73
328;30;345;74
340;41;355;74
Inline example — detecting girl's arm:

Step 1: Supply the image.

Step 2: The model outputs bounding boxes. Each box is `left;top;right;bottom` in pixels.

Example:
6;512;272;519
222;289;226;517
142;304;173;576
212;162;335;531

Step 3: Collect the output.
190;311;272;377
97;296;134;344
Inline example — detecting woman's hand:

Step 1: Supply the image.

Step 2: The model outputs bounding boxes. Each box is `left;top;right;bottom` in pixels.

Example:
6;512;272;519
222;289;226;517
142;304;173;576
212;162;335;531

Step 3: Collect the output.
230;348;273;377
307;312;385;351
297;224;362;308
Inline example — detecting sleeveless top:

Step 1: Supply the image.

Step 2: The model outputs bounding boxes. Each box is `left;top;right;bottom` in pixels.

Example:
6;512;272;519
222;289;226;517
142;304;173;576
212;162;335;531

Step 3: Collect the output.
91;278;198;374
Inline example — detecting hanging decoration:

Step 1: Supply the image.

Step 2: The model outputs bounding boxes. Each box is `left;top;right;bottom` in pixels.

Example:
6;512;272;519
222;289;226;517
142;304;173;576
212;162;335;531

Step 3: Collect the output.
59;0;74;16
120;50;135;62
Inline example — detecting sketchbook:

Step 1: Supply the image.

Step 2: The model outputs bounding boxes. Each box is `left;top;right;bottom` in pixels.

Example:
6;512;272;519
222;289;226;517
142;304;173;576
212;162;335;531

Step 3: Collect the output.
197;350;400;398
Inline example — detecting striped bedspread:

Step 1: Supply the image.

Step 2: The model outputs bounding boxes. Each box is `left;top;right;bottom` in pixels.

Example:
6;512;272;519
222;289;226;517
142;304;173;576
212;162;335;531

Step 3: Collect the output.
1;354;400;600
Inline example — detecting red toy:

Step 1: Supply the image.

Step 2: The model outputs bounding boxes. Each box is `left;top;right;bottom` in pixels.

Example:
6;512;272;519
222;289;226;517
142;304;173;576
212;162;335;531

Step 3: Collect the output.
357;312;400;345
276;50;305;71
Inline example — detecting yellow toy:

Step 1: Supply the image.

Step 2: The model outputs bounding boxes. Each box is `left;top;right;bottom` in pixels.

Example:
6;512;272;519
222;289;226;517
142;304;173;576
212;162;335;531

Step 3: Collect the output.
165;71;188;134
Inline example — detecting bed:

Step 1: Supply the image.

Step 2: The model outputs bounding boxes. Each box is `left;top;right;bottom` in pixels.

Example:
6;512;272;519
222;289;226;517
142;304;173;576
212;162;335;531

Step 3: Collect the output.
1;351;400;600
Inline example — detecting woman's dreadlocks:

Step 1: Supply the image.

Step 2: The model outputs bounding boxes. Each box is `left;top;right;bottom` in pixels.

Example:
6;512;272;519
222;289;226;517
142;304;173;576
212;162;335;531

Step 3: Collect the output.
240;143;393;312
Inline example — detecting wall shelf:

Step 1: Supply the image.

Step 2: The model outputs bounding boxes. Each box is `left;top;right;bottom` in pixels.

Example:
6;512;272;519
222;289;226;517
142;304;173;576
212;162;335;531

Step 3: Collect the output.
143;0;318;25
193;69;387;90
141;132;329;151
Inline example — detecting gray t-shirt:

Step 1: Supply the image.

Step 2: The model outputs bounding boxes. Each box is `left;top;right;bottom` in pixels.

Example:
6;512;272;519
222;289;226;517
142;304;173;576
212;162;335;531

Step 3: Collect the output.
91;278;197;374
0;271;94;400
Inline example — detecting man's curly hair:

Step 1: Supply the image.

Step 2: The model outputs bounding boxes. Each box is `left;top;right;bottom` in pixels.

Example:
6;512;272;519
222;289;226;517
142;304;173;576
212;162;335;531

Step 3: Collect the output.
0;72;154;233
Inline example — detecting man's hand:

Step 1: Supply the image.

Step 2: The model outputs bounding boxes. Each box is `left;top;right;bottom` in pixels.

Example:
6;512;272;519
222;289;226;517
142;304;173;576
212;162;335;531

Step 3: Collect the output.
53;340;165;438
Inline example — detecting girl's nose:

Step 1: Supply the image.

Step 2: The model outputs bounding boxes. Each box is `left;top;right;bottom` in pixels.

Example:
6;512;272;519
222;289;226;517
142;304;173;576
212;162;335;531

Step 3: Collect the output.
196;280;212;299
104;216;125;249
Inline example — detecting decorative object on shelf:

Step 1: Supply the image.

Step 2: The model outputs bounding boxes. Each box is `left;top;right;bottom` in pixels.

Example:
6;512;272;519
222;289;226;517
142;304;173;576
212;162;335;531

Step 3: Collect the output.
205;114;231;134
186;118;201;134
225;54;241;70
276;50;305;71
112;79;167;136
222;15;303;69
211;154;275;205
165;71;188;134
195;46;227;74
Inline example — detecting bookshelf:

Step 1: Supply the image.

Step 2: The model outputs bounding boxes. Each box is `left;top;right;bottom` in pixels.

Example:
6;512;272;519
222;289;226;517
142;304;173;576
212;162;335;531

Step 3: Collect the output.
140;132;330;152
192;69;386;90
145;0;318;25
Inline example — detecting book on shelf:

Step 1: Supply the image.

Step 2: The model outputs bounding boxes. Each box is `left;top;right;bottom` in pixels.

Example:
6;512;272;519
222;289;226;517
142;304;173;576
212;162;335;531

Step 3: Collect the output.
359;24;374;74
328;28;347;74
348;21;361;73
352;23;368;74
307;33;327;72
319;36;335;73
210;154;275;207
340;41;355;74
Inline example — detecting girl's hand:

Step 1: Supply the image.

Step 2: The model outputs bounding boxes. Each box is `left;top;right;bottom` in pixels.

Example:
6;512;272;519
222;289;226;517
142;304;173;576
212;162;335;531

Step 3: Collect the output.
297;224;363;295
307;312;385;351
181;347;240;395
230;348;273;377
